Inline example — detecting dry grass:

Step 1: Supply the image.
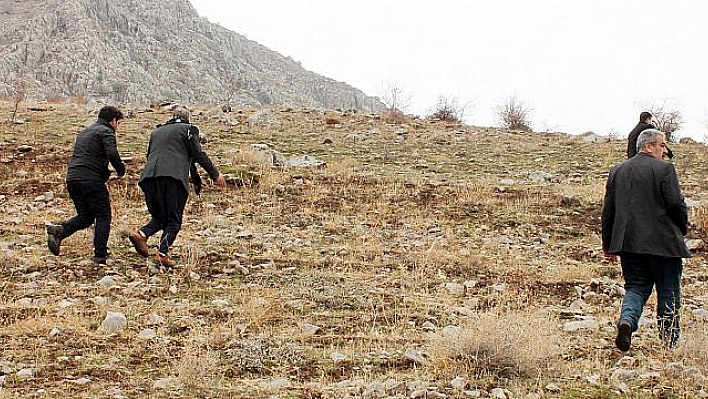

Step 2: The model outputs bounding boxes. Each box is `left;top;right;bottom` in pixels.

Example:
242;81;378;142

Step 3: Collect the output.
428;309;561;380
1;102;708;397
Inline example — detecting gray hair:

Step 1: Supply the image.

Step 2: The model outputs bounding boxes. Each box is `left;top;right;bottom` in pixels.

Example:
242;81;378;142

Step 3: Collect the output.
636;129;664;153
172;105;191;122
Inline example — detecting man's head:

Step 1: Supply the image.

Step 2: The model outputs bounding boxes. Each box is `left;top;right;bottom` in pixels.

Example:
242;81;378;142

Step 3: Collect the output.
637;128;667;160
639;111;653;124
172;105;191;122
98;105;124;130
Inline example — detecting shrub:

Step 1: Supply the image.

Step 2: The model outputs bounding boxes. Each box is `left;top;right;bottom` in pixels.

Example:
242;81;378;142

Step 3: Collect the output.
427;95;470;123
495;95;533;132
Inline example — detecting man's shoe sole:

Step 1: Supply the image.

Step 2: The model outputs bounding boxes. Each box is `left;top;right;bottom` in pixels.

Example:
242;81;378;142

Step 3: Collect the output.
615;321;632;352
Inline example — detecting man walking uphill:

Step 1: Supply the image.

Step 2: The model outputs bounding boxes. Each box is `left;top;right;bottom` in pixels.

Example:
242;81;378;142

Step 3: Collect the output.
627;111;674;159
46;105;126;266
128;105;225;267
602;129;690;352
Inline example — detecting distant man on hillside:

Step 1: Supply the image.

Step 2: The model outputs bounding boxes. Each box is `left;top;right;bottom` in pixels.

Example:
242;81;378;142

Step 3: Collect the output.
627;111;674;159
602;129;690;352
46;105;126;266
128;105;225;268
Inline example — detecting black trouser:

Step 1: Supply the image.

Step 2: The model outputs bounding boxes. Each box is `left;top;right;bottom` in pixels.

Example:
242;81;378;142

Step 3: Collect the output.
62;180;112;259
139;177;188;255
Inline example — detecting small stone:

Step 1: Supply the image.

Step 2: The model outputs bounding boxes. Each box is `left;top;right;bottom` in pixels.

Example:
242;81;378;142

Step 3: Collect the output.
98;276;117;288
490;388;507;399
421;321;436;331
211;299;230;307
16;368;35;380
450;376;467;390
72;377;91;385
299;323;320;336
544;383;561;393
48;327;61;338
137;329;157;340
404;348;428;366
268;378;292;389
331;353;347;361
99;312;127;334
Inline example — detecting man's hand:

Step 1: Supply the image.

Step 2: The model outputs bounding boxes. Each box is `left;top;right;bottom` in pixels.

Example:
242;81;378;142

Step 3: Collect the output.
603;251;617;263
214;174;226;187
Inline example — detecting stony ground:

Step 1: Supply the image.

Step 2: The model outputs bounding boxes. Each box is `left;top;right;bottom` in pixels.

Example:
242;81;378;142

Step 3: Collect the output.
1;102;708;398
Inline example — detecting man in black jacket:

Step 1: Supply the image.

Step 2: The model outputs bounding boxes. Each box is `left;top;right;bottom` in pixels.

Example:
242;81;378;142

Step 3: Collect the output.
128;105;225;267
46;105;126;266
603;129;690;352
627;111;674;159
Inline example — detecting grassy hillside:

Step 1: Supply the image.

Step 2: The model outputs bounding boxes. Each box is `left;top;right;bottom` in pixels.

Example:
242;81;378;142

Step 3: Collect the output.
1;102;707;398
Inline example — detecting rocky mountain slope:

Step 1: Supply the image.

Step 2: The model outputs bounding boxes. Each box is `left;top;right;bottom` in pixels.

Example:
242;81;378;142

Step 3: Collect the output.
0;0;384;111
1;102;708;397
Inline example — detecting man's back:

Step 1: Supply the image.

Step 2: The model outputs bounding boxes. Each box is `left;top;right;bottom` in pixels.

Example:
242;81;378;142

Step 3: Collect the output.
67;120;125;182
602;153;689;257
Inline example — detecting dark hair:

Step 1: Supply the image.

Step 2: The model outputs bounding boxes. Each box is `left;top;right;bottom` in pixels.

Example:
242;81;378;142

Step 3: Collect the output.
639;111;652;123
98;105;124;122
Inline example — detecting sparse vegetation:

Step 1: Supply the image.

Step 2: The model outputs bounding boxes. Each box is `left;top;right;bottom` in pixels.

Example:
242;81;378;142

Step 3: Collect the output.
495;95;533;131
427;95;471;123
645;101;685;142
1;101;707;398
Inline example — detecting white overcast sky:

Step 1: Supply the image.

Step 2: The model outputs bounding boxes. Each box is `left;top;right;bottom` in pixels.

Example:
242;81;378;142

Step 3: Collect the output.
190;0;708;140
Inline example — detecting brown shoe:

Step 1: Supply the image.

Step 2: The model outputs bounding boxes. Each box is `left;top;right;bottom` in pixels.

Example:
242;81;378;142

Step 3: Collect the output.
129;229;149;258
155;252;175;267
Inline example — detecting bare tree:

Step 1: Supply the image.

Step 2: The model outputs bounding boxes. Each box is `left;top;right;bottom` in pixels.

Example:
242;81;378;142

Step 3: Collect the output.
645;101;684;142
495;95;533;132
10;74;28;124
379;80;412;114
427;95;472;123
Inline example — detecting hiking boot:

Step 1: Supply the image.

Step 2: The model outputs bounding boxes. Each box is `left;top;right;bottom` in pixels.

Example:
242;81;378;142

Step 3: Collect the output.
46;223;64;256
128;228;149;258
155;252;175;267
615;320;632;352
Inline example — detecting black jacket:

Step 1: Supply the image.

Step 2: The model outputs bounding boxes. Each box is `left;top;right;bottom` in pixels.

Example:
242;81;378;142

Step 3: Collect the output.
627;121;674;159
138;119;220;194
602;153;690;258
66;119;125;183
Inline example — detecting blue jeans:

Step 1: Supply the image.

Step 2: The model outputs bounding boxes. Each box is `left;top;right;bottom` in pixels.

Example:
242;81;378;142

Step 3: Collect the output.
619;253;682;346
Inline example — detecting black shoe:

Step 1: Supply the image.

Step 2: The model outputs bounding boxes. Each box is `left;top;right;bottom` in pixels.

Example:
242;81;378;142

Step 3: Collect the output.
615;320;632;352
46;223;64;256
93;257;108;267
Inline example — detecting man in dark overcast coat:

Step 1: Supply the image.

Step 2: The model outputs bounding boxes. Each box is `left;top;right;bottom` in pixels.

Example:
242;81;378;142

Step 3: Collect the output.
129;105;225;267
603;128;690;352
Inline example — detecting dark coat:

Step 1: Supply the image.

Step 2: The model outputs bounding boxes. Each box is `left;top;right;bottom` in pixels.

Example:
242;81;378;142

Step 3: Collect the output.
627;121;674;159
138;119;220;194
602;153;690;258
66;119;126;183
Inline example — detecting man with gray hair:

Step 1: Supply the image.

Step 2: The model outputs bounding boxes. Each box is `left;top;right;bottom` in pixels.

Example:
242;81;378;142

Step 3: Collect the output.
602;128;690;352
129;105;226;267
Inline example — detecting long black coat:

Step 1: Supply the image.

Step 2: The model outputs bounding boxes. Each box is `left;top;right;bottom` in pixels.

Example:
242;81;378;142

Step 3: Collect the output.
627;121;674;159
138;119;220;194
601;153;690;258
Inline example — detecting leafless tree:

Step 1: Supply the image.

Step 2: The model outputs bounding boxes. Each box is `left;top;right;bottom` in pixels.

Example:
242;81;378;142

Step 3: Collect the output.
645;101;684;142
427;95;472;123
10;74;28;124
495;95;533;132
379;80;412;114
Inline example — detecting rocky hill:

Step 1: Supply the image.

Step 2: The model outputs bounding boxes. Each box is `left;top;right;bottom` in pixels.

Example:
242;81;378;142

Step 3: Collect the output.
0;0;384;111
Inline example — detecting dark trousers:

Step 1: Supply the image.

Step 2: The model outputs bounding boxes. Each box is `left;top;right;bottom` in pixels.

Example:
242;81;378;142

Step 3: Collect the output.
62;180;112;259
139;177;188;255
619;253;683;347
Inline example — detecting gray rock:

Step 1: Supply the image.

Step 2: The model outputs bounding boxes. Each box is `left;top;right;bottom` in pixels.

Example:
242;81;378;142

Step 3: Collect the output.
693;308;708;319
563;317;599;332
285;155;326;168
99;312;127;334
404;348;428;366
490;388;507;399
98;276;118;288
16;368;34;380
444;282;465;296
211;299;230;307
450;376;467;390
686;239;704;252
137;329;157;340
299;323;320;336
267;377;292;389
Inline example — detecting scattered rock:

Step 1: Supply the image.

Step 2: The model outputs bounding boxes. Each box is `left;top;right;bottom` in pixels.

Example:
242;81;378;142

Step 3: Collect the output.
99;312;127;334
16;368;35;380
404;348;428;366
267;377;292;389
450;376;467;390
299;323;320;337
137;329;157;340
